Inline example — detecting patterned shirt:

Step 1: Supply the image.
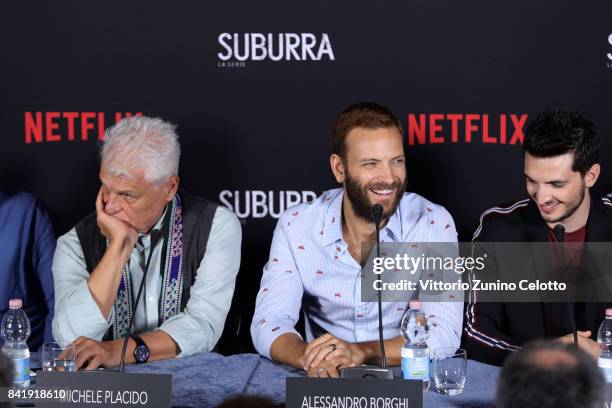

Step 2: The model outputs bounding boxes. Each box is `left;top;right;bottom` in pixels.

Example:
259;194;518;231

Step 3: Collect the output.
251;188;463;359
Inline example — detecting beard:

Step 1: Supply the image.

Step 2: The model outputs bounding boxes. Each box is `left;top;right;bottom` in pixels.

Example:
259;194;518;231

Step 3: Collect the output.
344;170;407;224
540;182;586;224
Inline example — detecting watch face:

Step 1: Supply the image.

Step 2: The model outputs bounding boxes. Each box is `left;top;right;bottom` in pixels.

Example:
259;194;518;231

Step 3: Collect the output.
135;344;150;362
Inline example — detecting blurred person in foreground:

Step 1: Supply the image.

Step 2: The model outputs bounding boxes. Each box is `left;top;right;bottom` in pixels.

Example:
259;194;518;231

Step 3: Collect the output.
497;340;604;408
217;395;278;408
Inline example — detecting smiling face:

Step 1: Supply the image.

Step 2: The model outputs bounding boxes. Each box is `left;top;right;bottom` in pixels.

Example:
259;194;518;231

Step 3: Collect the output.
331;126;407;222
524;152;598;226
99;166;178;233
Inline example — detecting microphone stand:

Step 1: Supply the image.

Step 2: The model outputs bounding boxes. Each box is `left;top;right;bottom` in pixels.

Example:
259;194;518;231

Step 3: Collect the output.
372;204;388;368
340;204;393;379
119;230;161;372
553;225;578;346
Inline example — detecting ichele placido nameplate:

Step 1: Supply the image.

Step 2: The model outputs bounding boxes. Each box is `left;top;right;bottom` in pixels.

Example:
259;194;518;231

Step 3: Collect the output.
35;371;171;407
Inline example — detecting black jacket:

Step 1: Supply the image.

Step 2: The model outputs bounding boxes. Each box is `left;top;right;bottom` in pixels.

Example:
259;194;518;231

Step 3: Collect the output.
463;195;612;366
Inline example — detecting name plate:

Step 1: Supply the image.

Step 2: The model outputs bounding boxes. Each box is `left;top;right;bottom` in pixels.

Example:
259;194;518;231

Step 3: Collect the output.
35;371;172;407
286;378;423;408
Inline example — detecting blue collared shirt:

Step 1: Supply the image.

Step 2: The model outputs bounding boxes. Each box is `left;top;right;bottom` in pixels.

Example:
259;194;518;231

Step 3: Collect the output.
0;191;56;351
251;188;463;359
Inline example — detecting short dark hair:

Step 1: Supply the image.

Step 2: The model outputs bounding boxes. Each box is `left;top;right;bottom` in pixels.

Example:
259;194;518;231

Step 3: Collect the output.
497;340;604;408
523;110;600;175
217;395;278;408
331;102;403;162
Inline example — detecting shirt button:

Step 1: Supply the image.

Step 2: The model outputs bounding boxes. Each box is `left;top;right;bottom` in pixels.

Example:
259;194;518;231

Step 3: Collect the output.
147;297;154;303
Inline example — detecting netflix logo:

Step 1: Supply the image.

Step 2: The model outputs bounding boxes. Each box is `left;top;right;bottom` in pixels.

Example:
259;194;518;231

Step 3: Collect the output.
24;112;143;144
407;113;528;145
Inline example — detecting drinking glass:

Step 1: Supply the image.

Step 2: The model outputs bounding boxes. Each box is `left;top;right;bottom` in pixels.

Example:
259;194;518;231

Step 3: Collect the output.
42;342;76;372
433;348;467;395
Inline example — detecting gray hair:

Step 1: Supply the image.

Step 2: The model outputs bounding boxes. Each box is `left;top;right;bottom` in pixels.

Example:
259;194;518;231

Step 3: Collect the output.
101;116;180;184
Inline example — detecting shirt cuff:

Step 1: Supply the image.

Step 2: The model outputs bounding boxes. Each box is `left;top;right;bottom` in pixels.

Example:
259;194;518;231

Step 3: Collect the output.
158;314;212;357
253;319;303;360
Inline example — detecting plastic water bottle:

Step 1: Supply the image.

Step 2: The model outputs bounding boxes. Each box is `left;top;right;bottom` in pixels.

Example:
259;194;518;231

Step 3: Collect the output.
597;308;612;383
400;300;430;390
1;299;31;388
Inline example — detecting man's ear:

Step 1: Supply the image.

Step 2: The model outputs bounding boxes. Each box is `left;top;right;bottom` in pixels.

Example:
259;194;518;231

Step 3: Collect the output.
584;163;600;188
330;154;346;184
165;176;180;201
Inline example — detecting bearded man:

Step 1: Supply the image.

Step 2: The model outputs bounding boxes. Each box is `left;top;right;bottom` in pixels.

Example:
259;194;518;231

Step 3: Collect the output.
250;102;462;377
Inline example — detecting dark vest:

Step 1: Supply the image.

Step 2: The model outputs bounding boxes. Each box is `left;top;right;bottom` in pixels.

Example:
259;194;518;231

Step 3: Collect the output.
75;190;218;340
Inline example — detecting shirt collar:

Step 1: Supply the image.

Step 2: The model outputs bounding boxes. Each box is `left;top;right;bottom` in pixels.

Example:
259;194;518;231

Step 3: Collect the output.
320;189;403;246
382;207;402;242
321;191;344;246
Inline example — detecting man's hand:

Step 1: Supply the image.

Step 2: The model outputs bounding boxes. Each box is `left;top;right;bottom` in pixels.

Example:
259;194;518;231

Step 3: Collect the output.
96;188;137;248
74;336;124;370
558;330;601;360
303;334;366;373
307;359;343;378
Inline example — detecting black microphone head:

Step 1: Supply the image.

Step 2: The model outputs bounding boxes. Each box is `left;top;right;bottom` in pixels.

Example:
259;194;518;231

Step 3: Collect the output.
149;229;162;246
371;204;384;225
553;224;565;243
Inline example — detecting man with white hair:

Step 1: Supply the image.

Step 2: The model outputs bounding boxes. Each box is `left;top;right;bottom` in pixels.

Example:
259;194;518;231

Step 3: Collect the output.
52;116;241;369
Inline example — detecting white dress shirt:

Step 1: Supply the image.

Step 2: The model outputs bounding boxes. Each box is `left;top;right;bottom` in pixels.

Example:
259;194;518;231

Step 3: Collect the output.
251;188;463;360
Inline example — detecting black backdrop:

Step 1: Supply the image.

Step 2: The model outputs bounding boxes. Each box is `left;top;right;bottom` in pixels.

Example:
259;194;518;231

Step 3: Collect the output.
1;0;611;351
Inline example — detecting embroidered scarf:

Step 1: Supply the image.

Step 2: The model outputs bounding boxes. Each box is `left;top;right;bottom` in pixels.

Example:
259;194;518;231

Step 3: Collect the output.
111;195;184;339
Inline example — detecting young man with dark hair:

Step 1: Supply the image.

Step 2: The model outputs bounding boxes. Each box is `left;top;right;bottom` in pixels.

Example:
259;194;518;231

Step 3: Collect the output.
497;340;604;408
251;102;463;377
464;109;610;366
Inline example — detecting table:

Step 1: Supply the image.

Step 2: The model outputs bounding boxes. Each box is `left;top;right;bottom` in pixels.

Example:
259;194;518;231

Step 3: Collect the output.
126;353;500;407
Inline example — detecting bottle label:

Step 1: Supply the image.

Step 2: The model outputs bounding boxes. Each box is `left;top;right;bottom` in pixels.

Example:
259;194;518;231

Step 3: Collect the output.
402;356;429;381
13;357;29;384
599;358;612;383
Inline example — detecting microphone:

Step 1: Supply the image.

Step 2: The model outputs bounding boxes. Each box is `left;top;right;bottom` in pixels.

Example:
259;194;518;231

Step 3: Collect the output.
553;224;578;347
370;204;388;368
119;229;162;372
371;204;384;228
553;224;565;245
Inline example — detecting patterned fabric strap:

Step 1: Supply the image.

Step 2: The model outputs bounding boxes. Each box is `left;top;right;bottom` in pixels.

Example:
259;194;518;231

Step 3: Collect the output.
112;195;184;339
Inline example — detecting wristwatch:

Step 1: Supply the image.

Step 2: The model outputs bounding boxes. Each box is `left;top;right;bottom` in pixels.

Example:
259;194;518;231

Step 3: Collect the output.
132;335;150;364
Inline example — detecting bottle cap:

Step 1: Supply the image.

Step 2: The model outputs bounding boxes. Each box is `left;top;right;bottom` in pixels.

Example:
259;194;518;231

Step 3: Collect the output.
606;308;612;317
409;300;422;309
8;299;22;309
